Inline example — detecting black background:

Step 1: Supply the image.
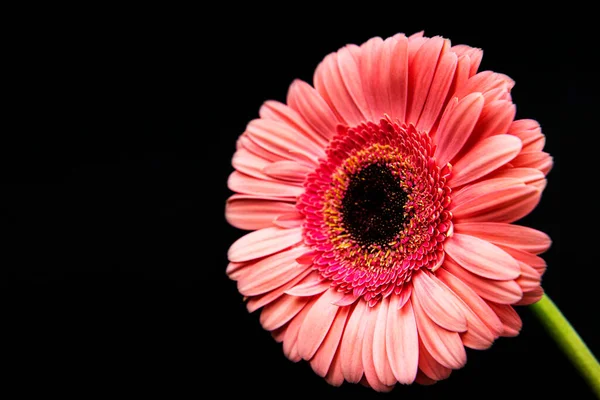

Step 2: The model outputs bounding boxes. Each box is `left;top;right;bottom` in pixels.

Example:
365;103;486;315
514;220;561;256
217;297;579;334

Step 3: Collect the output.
5;7;597;399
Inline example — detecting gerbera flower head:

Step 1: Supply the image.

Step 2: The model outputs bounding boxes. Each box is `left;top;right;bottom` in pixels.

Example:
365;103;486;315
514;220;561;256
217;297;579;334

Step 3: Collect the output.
225;31;552;391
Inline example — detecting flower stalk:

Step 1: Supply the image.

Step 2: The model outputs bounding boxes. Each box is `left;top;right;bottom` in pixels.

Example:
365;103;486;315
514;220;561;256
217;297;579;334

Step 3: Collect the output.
530;294;600;398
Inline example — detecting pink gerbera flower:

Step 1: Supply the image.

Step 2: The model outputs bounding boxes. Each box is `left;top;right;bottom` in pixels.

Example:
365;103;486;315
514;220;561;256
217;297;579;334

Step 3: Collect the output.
225;31;552;391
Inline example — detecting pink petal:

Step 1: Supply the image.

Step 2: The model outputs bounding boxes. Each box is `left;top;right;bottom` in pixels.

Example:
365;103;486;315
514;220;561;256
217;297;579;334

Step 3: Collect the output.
516;262;542;292
372;297;396;386
412;293;467;369
386;297;419;384
285;273;330;296
232;149;273;181
418;341;452;381
454;222;551;255
416;51;458;133
341;300;368;383
297;289;341;360
260;295;310;331
497;245;547;276
333;293;360;307
227;226;303;262
445;55;471;104
259;100;328;147
412;271;467;332
450;135;522;187
228;171;303;199
436;268;503;337
262;161;313;182
271;325;287;343
415;370;437;385
511;151;553;175
324;346;344;387
225;194;296;230
442;259;522;304
287;79;339;140
396;285;413;309
362;304;395;392
487;302;522;337
246;268;313;312
407;36;446;125
452;182;540;224
454;71;513;101
337;45;372;121
451;177;522;205
509;119;546;152
516;287;544;305
467;100;516;146
310;306;350;377
283;298;316;362
273;212;304;229
435;92;485;166
487;167;546;186
388;35;409;122
237;134;283;163
359;37;386;120
246;119;324;164
314;52;365;126
444;233;520;280
236;246;310;296
451;44;482;76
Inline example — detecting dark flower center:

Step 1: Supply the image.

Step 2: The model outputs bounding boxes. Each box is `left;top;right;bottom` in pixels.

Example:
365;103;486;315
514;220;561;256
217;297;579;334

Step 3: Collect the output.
340;163;409;246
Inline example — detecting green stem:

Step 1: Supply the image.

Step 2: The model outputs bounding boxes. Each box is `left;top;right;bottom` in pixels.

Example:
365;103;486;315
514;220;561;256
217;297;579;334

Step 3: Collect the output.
530;294;600;398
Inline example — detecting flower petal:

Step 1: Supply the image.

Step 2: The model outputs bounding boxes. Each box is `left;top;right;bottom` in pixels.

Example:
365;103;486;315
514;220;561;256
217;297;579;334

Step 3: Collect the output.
412;292;467;369
236;246;310;296
262;161;313;182
509;119;546;152
287;79;339;140
487;302;522;337
466;100;516;147
416;51;457;132
442;259;522;304
362;304;395;391
454;222;551;255
511;151;553;175
314;52;365;126
487;167;546;186
225;194;296;230
386;297;419;384
407;36;446;125
227;227;303;262
285;272;330;296
341;301;368;383
436;268;503;337
232;148;273;180
260;295;310;331
412;271;467;332
283;298;316;362
452;182;540;224
246;119;324;164
451;44;482;76
228;171;304;199
435;92;485;166
298;289;342;360
450;135;522;187
497;245;547;276
444;233;520;280
418;341;452;381
259;100;328;147
372;297;396;386
310;306;350;377
337;45;372;121
324;346;344;387
246;268;313;312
